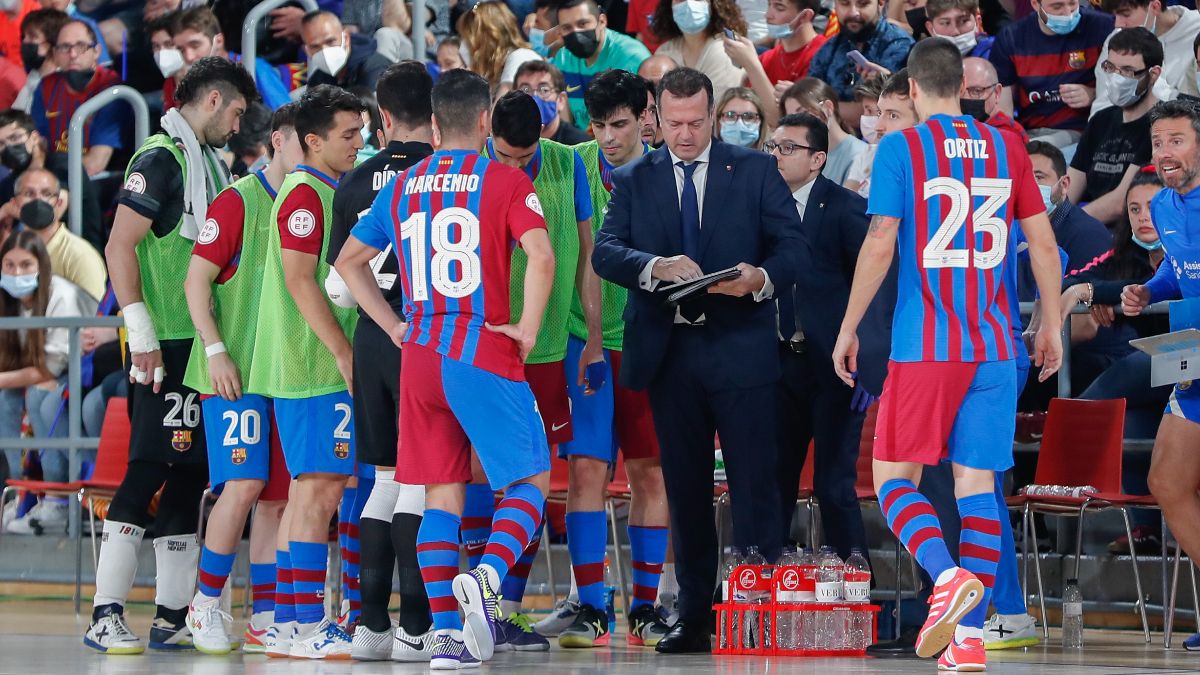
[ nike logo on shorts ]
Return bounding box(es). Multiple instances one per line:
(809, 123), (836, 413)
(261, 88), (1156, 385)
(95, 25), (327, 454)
(551, 422), (568, 431)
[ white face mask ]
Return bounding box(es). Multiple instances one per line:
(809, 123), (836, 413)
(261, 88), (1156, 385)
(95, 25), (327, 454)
(1105, 70), (1142, 108)
(311, 37), (349, 76)
(949, 30), (977, 55)
(155, 48), (184, 79)
(859, 114), (880, 143)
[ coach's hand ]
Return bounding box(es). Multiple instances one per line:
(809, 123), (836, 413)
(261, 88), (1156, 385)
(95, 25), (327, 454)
(832, 330), (859, 388)
(651, 255), (703, 285)
(1033, 325), (1063, 383)
(129, 349), (164, 394)
(336, 350), (354, 397)
(486, 322), (537, 362)
(709, 263), (761, 297)
(1121, 283), (1152, 317)
(208, 352), (242, 402)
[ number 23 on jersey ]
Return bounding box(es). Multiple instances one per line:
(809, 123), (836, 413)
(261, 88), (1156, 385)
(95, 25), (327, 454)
(922, 176), (1012, 271)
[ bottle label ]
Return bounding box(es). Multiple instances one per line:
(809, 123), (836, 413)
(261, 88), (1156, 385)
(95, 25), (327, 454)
(844, 581), (871, 603)
(815, 581), (842, 603)
(1063, 601), (1083, 617)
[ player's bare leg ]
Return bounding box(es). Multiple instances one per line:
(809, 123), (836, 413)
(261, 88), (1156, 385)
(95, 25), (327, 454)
(1149, 415), (1200, 560)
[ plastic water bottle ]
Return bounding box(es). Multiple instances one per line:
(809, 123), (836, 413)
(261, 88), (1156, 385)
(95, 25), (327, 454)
(1062, 578), (1083, 649)
(604, 556), (617, 635)
(798, 548), (818, 602)
(815, 546), (844, 603)
(722, 547), (745, 602)
(776, 547), (800, 649)
(843, 548), (871, 604)
(742, 546), (768, 647)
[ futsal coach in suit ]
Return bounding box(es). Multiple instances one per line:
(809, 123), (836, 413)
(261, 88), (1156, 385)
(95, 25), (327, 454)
(592, 67), (806, 654)
(770, 113), (896, 560)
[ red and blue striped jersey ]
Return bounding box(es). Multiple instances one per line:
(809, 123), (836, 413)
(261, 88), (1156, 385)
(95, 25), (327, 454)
(351, 149), (547, 381)
(868, 114), (1043, 363)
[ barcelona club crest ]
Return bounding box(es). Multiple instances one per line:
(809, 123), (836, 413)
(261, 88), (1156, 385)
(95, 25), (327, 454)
(1068, 51), (1086, 70)
(231, 447), (247, 465)
(334, 441), (350, 460)
(172, 430), (193, 452)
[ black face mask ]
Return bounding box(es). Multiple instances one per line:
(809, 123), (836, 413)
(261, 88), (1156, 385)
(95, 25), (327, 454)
(904, 7), (929, 40)
(63, 69), (94, 91)
(960, 98), (989, 122)
(0, 142), (31, 172)
(19, 43), (43, 73)
(563, 29), (600, 59)
(19, 199), (56, 231)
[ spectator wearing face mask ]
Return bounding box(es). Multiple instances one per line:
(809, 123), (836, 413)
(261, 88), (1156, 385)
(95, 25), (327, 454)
(515, 60), (591, 144)
(924, 0), (993, 59)
(552, 0), (650, 129)
(0, 0), (39, 71)
(961, 56), (1028, 143)
(989, 0), (1113, 147)
(713, 86), (766, 150)
(0, 230), (99, 527)
(0, 167), (105, 302)
(30, 19), (125, 176)
(807, 0), (914, 125)
(1094, 0), (1200, 117)
(161, 7), (293, 111)
(13, 9), (69, 114)
(1069, 27), (1160, 226)
(652, 0), (748, 110)
(0, 109), (103, 249)
(843, 77), (884, 197)
(301, 10), (391, 92)
(758, 0), (828, 87)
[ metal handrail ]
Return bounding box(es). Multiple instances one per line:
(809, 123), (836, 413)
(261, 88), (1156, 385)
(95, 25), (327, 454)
(412, 0), (428, 64)
(67, 86), (149, 237)
(241, 0), (320, 84)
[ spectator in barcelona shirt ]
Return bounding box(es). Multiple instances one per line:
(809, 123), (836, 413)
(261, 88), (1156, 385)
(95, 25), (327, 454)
(30, 19), (125, 176)
(1069, 27), (1159, 226)
(1092, 0), (1200, 117)
(989, 0), (1113, 147)
(806, 0), (913, 127)
(552, 0), (651, 129)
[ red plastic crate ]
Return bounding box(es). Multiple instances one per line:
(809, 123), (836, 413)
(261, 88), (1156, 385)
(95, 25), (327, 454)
(714, 565), (880, 657)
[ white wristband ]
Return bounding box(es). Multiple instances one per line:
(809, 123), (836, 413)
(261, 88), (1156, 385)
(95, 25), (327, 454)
(122, 302), (160, 354)
(205, 342), (227, 358)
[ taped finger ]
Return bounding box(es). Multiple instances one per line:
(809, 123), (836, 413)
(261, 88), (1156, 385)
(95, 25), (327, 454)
(153, 366), (165, 384)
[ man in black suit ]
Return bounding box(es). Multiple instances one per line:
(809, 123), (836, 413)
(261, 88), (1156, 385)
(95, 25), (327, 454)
(592, 68), (805, 654)
(770, 113), (895, 559)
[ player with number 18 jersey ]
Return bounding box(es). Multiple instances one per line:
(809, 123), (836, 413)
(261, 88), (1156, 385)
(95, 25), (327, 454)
(868, 114), (1042, 471)
(351, 149), (551, 488)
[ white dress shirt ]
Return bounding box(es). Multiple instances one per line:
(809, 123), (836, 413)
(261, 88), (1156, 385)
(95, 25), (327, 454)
(637, 142), (773, 306)
(792, 178), (816, 219)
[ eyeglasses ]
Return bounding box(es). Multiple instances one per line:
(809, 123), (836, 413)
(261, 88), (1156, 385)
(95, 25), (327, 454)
(1101, 60), (1150, 80)
(53, 41), (96, 55)
(963, 82), (998, 99)
(518, 84), (558, 99)
(18, 189), (57, 201)
(764, 141), (817, 156)
(720, 110), (761, 123)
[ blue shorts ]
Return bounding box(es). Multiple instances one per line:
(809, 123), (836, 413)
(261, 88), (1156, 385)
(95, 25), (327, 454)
(274, 391), (355, 477)
(203, 394), (271, 488)
(875, 359), (1017, 471)
(1166, 381), (1200, 423)
(397, 344), (549, 490)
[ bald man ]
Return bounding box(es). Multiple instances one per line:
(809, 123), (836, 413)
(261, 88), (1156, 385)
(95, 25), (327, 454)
(637, 54), (678, 88)
(300, 10), (390, 91)
(962, 56), (1028, 143)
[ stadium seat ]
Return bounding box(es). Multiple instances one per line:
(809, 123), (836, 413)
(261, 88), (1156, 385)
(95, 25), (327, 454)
(1014, 397), (1152, 642)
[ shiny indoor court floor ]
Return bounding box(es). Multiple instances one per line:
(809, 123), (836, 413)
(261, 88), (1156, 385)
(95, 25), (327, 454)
(2, 600), (1199, 674)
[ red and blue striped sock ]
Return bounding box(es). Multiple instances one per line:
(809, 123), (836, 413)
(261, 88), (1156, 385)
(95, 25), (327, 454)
(628, 525), (668, 611)
(289, 541), (328, 626)
(274, 549), (295, 624)
(341, 482), (368, 625)
(417, 508), (463, 631)
(250, 562), (276, 615)
(566, 511), (607, 610)
(958, 492), (1002, 629)
(461, 483), (495, 569)
(197, 547), (235, 599)
(500, 522), (542, 607)
(878, 478), (955, 581)
(481, 482), (544, 586)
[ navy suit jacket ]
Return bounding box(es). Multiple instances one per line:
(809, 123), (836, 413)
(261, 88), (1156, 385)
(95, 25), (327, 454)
(781, 175), (896, 395)
(592, 140), (807, 391)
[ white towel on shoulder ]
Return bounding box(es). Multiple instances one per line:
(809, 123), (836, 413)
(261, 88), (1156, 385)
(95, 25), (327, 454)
(159, 107), (231, 240)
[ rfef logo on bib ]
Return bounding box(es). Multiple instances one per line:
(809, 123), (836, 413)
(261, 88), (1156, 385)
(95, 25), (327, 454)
(197, 218), (219, 245)
(525, 193), (544, 216)
(289, 209), (316, 237)
(124, 172), (146, 194)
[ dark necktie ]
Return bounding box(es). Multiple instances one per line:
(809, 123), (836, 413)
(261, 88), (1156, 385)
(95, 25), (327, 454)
(677, 160), (700, 261)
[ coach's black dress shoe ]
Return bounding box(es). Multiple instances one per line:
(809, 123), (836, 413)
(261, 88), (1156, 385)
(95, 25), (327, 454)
(865, 626), (919, 657)
(655, 621), (712, 654)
